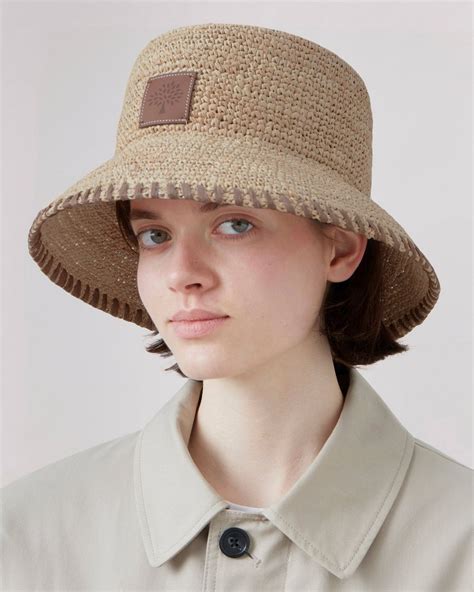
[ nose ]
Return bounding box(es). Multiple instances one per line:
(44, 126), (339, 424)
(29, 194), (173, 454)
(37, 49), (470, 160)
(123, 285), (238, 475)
(164, 236), (217, 294)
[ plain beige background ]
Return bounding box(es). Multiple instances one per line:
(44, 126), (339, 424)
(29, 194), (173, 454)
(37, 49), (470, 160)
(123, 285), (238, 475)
(1, 1), (472, 488)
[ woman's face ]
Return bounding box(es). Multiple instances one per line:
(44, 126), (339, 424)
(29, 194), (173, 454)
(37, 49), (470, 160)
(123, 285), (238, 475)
(129, 198), (338, 380)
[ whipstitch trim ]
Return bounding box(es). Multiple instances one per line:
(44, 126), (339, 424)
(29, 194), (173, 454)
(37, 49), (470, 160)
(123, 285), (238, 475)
(27, 181), (440, 338)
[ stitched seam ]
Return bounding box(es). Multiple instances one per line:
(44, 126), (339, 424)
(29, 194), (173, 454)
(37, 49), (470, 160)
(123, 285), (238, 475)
(414, 439), (471, 471)
(283, 534), (293, 590)
(202, 521), (215, 592)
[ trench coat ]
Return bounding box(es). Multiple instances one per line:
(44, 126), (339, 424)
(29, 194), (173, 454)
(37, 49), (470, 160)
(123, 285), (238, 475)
(1, 368), (472, 591)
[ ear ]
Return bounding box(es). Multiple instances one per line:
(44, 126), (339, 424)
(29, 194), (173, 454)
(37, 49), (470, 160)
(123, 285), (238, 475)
(326, 227), (368, 284)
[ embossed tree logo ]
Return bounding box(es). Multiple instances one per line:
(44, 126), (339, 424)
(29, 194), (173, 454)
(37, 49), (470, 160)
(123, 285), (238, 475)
(146, 80), (184, 114)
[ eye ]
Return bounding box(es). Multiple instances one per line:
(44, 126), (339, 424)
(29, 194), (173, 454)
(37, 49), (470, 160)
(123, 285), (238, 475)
(217, 218), (255, 239)
(134, 217), (256, 250)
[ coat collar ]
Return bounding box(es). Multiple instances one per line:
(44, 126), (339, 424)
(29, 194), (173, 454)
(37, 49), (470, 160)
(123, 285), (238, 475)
(133, 368), (414, 579)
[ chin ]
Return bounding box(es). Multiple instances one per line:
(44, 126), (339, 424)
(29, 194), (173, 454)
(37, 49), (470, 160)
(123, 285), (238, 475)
(176, 359), (232, 381)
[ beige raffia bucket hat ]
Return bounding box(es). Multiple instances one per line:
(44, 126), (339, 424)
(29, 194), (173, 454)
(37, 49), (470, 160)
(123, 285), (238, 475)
(27, 22), (440, 338)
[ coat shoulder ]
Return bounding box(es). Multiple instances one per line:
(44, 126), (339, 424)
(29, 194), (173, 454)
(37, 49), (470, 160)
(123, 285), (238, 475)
(1, 429), (140, 519)
(412, 436), (472, 480)
(1, 431), (142, 589)
(403, 436), (472, 517)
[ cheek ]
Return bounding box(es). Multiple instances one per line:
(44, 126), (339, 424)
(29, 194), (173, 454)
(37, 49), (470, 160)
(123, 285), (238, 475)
(233, 242), (327, 332)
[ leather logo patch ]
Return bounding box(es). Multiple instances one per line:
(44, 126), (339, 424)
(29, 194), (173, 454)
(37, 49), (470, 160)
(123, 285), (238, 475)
(139, 71), (197, 127)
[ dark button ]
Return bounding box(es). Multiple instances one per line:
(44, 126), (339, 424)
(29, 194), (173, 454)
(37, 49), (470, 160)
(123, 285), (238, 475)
(219, 527), (250, 558)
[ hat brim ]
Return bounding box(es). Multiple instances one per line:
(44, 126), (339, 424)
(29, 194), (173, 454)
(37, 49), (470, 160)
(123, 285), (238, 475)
(28, 131), (440, 338)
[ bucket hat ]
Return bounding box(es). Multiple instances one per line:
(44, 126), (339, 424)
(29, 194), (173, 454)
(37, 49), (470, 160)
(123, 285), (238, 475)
(27, 22), (440, 338)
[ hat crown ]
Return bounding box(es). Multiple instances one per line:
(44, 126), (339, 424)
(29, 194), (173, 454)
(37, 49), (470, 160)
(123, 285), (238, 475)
(115, 23), (373, 196)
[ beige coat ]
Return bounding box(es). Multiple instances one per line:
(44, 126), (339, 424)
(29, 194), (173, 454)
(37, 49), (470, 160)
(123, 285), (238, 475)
(2, 368), (472, 591)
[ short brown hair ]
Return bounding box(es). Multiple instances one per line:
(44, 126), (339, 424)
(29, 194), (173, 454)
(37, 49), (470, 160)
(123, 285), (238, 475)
(115, 200), (408, 394)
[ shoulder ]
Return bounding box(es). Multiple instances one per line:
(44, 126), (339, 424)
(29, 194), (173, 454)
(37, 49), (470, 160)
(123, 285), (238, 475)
(1, 431), (141, 587)
(411, 436), (472, 490)
(1, 429), (140, 524)
(394, 435), (472, 530)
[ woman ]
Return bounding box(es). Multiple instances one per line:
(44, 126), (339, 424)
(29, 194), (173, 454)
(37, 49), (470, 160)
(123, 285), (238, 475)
(2, 22), (472, 591)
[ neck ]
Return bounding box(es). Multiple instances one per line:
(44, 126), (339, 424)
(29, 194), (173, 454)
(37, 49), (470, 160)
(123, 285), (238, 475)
(187, 336), (347, 508)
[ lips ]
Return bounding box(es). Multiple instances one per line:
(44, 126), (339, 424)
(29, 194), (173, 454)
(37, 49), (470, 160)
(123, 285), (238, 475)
(170, 309), (228, 322)
(172, 316), (227, 322)
(170, 316), (229, 338)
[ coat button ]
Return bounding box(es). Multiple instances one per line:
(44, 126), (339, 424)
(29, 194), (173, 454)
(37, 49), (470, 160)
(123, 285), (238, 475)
(219, 527), (250, 558)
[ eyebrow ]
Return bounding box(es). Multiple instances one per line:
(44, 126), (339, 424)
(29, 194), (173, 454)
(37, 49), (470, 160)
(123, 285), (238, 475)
(128, 202), (234, 222)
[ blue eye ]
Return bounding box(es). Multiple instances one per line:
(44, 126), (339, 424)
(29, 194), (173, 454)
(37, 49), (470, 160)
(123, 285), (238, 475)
(218, 219), (254, 238)
(135, 218), (255, 251)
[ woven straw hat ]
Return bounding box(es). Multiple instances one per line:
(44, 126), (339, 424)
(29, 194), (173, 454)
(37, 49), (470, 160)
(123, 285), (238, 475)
(27, 22), (440, 339)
